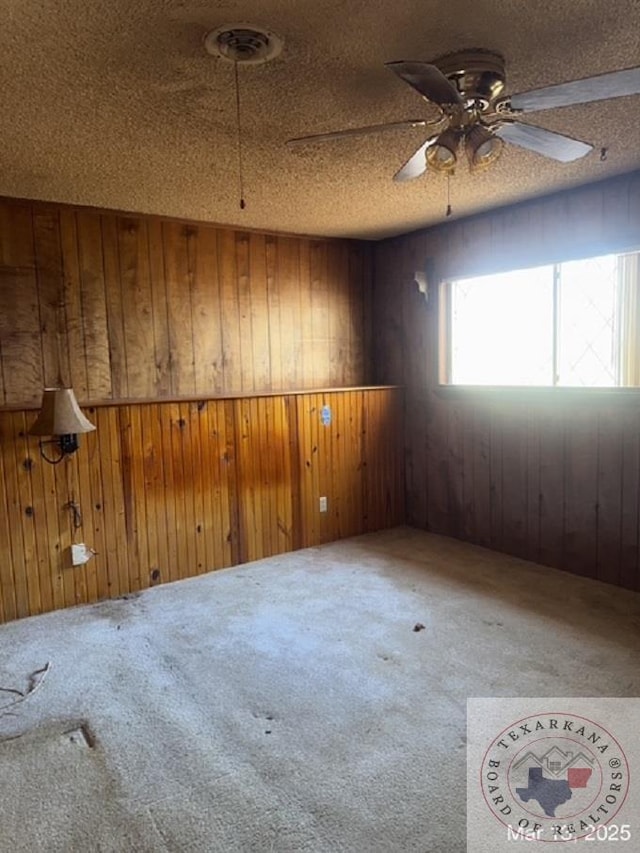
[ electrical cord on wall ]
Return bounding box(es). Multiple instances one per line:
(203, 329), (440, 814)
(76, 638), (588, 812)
(64, 500), (83, 530)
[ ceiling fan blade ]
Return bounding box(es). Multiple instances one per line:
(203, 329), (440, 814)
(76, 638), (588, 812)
(393, 137), (436, 182)
(385, 61), (463, 106)
(510, 66), (640, 113)
(494, 122), (593, 162)
(287, 119), (429, 147)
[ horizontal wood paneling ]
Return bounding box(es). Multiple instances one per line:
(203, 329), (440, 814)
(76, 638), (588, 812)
(373, 171), (640, 591)
(0, 197), (372, 408)
(0, 388), (404, 623)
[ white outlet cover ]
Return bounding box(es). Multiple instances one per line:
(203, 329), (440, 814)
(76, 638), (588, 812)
(71, 544), (92, 566)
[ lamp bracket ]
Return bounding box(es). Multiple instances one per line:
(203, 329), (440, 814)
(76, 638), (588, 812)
(38, 434), (79, 465)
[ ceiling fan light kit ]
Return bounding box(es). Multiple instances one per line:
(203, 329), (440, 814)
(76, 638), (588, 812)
(287, 47), (640, 186)
(466, 124), (504, 171)
(426, 128), (460, 173)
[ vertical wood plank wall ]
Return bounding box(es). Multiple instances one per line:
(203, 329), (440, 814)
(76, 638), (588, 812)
(0, 197), (371, 406)
(0, 389), (404, 623)
(0, 195), (408, 623)
(373, 171), (640, 592)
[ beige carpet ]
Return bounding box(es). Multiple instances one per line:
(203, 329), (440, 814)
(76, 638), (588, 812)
(0, 527), (638, 852)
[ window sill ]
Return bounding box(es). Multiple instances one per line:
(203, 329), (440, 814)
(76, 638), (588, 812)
(434, 384), (640, 406)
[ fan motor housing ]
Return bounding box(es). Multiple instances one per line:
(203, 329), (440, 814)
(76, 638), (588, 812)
(433, 49), (506, 109)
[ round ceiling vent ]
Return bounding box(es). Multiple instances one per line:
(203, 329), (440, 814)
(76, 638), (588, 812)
(204, 25), (284, 65)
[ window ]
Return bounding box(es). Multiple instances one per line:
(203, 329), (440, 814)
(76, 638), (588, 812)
(443, 251), (640, 387)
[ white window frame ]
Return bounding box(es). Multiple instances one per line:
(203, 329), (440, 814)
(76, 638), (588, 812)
(439, 251), (640, 389)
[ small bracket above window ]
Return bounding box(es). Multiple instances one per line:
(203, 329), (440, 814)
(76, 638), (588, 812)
(413, 270), (429, 303)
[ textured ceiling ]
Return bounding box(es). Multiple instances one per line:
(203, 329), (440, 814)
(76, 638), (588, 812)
(1, 0), (640, 239)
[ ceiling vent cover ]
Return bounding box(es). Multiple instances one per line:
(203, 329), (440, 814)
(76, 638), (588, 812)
(204, 25), (283, 65)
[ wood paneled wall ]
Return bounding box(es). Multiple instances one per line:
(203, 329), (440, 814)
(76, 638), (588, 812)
(373, 171), (640, 591)
(0, 194), (398, 622)
(0, 197), (372, 407)
(0, 388), (404, 623)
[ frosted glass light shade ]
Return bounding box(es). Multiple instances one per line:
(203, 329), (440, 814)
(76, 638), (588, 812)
(426, 129), (459, 173)
(29, 388), (96, 437)
(466, 125), (503, 171)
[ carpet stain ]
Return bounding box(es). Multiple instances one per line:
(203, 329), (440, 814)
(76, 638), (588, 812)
(86, 594), (144, 625)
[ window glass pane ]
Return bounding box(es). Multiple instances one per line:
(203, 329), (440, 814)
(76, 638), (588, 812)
(556, 255), (618, 387)
(450, 266), (554, 385)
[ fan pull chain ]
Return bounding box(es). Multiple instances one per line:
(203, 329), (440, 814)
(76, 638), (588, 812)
(446, 172), (452, 217)
(233, 60), (246, 210)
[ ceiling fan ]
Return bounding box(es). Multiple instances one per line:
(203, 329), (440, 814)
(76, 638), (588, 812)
(287, 50), (640, 181)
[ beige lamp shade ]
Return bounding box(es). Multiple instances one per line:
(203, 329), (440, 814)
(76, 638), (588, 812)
(29, 388), (96, 437)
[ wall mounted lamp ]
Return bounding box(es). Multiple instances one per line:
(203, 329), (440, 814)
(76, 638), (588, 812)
(29, 388), (96, 464)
